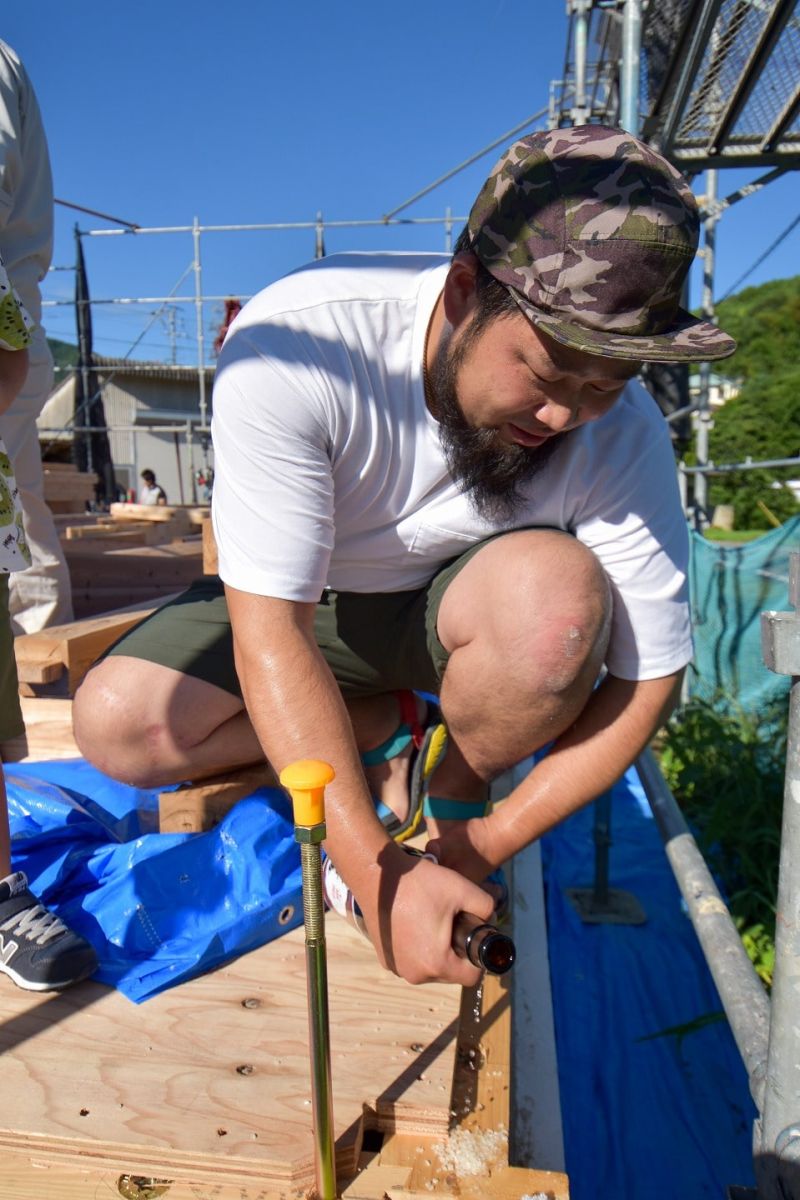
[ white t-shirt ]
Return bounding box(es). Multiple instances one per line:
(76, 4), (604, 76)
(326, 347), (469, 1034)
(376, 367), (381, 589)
(139, 483), (166, 506)
(211, 253), (692, 682)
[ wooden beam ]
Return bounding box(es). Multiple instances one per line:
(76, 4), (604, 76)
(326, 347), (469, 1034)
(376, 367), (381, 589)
(158, 764), (278, 833)
(0, 697), (79, 762)
(109, 502), (209, 530)
(14, 602), (174, 695)
(64, 522), (173, 548)
(201, 516), (218, 576)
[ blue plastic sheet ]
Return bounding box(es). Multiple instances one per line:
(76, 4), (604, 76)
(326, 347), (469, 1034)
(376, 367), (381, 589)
(542, 764), (757, 1199)
(4, 760), (302, 1003)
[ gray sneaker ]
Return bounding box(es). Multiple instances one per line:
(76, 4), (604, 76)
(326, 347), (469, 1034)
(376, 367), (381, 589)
(0, 871), (98, 992)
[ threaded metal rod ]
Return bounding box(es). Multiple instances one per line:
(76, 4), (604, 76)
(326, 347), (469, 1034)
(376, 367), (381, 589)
(299, 840), (336, 1199)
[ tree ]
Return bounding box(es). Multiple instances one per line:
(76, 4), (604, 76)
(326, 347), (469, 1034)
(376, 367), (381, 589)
(715, 276), (800, 384)
(708, 366), (800, 528)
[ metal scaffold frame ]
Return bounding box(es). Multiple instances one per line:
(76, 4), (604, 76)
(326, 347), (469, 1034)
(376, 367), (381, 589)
(557, 6), (800, 1196)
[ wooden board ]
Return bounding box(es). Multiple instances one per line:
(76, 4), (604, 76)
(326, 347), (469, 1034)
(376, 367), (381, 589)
(43, 464), (97, 508)
(109, 502), (209, 530)
(0, 915), (463, 1193)
(0, 697), (79, 761)
(64, 521), (174, 548)
(0, 944), (567, 1200)
(158, 764), (279, 833)
(64, 543), (201, 619)
(202, 515), (218, 575)
(14, 604), (169, 695)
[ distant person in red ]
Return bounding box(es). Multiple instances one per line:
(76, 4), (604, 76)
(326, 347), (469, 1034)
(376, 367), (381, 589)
(139, 469), (167, 506)
(214, 298), (242, 356)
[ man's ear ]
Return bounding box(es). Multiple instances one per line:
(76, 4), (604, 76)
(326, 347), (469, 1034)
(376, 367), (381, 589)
(442, 253), (479, 329)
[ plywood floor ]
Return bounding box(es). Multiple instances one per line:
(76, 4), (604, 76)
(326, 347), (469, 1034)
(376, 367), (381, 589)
(2, 697), (458, 1188)
(1, 695), (568, 1199)
(0, 912), (462, 1194)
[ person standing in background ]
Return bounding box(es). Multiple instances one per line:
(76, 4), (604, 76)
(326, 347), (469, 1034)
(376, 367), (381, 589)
(0, 39), (73, 634)
(138, 468), (167, 506)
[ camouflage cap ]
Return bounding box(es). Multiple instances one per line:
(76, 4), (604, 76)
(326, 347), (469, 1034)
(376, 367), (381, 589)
(467, 125), (736, 363)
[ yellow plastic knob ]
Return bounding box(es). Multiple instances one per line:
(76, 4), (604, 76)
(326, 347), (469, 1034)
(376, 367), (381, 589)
(279, 759), (335, 827)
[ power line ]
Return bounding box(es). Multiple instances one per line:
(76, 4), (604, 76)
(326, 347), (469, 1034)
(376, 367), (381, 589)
(719, 208), (800, 301)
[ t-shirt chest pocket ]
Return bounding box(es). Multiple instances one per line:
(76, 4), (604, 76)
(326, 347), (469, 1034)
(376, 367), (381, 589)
(408, 520), (485, 559)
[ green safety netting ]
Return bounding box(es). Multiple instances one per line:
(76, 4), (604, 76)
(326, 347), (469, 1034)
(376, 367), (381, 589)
(688, 517), (800, 712)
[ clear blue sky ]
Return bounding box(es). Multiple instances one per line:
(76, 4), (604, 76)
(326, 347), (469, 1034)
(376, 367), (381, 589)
(4, 3), (800, 365)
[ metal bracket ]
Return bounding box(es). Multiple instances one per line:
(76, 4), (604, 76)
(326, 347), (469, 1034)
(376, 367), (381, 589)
(565, 886), (647, 925)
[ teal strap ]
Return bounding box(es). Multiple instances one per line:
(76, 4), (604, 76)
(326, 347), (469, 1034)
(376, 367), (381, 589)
(422, 795), (488, 820)
(361, 724), (412, 767)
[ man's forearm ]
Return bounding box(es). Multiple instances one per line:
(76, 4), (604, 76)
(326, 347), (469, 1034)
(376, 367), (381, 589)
(484, 670), (683, 864)
(226, 587), (393, 897)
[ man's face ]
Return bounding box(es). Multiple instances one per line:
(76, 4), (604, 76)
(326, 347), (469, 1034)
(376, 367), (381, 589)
(429, 306), (641, 519)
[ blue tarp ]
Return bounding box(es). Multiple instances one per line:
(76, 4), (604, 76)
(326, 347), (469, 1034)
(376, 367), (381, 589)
(5, 757), (757, 1196)
(542, 766), (757, 1199)
(4, 759), (302, 1002)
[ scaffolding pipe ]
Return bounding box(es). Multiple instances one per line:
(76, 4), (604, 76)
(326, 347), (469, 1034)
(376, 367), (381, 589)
(682, 456), (800, 475)
(695, 169), (717, 520)
(192, 216), (207, 488)
(620, 0), (643, 134)
(757, 554), (800, 1197)
(571, 1), (590, 124)
(84, 215), (470, 237)
(636, 749), (769, 1113)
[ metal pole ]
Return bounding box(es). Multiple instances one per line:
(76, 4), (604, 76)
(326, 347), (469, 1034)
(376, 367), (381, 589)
(280, 760), (338, 1200)
(192, 216), (206, 425)
(757, 555), (800, 1197)
(620, 0), (643, 134)
(637, 749), (769, 1112)
(75, 227), (94, 476)
(695, 168), (717, 523)
(192, 216), (207, 491)
(571, 0), (591, 125)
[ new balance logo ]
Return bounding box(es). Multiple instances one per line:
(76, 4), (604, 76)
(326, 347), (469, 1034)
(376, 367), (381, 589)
(0, 935), (18, 964)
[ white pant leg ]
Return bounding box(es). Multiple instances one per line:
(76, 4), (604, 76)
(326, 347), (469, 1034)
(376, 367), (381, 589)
(0, 346), (74, 633)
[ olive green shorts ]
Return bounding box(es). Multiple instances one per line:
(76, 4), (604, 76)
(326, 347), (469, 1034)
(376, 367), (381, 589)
(104, 537), (504, 699)
(0, 574), (24, 741)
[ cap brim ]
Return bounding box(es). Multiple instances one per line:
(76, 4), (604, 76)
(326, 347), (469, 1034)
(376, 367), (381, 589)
(513, 296), (737, 364)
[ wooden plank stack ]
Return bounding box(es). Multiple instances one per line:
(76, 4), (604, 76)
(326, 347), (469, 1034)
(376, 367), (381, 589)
(52, 502), (210, 618)
(42, 462), (97, 514)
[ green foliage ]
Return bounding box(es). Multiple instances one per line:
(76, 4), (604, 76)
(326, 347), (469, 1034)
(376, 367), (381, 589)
(703, 528), (766, 543)
(701, 281), (800, 529)
(714, 276), (800, 384)
(47, 337), (78, 372)
(658, 696), (786, 988)
(708, 470), (800, 531)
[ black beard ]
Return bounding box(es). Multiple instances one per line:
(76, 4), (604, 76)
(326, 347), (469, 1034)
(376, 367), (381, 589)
(429, 325), (564, 522)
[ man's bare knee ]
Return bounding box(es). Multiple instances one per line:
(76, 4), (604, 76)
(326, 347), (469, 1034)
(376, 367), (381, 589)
(73, 658), (166, 784)
(441, 530), (610, 677)
(437, 530), (611, 770)
(73, 656), (245, 788)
